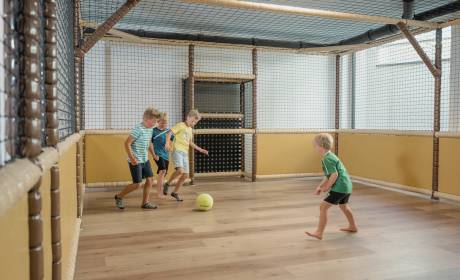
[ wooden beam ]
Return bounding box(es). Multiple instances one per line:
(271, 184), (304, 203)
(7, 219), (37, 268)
(76, 0), (141, 57)
(440, 18), (460, 28)
(184, 0), (439, 29)
(397, 22), (440, 77)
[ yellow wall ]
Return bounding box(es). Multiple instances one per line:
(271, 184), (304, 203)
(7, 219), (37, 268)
(339, 134), (432, 189)
(439, 137), (460, 196)
(41, 170), (52, 280)
(0, 195), (30, 280)
(59, 143), (78, 279)
(257, 134), (322, 175)
(85, 134), (175, 184)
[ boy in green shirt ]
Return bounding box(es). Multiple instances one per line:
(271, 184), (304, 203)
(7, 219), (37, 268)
(305, 133), (358, 240)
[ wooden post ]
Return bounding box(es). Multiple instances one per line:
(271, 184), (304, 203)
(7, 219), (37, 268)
(252, 48), (257, 182)
(22, 0), (43, 158)
(397, 22), (440, 77)
(51, 166), (62, 280)
(75, 0), (141, 57)
(28, 180), (44, 280)
(240, 83), (245, 177)
(189, 44), (195, 185)
(335, 55), (340, 155)
(432, 28), (442, 200)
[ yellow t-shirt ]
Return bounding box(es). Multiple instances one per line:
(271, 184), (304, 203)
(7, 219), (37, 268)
(171, 122), (192, 153)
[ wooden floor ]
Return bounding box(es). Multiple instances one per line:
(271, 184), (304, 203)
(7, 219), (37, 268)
(75, 178), (460, 280)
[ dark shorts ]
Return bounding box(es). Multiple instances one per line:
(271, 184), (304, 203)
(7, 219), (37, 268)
(128, 161), (154, 184)
(154, 157), (169, 174)
(324, 191), (351, 205)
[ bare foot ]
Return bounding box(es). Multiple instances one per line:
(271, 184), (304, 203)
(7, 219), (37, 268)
(305, 231), (323, 240)
(340, 227), (358, 233)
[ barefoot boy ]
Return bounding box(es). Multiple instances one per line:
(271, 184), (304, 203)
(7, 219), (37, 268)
(114, 107), (160, 210)
(150, 112), (174, 199)
(164, 110), (208, 201)
(305, 133), (358, 240)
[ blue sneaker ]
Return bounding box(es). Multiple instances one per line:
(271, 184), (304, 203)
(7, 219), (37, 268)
(114, 195), (124, 209)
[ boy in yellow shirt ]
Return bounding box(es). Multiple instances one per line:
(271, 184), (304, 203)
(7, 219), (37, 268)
(164, 110), (208, 201)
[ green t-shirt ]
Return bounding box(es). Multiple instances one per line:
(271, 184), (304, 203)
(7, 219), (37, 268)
(321, 151), (352, 194)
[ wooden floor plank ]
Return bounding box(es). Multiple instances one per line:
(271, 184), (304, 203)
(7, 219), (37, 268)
(75, 178), (460, 280)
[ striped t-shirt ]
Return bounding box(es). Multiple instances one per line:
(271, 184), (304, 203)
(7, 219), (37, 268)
(129, 123), (153, 164)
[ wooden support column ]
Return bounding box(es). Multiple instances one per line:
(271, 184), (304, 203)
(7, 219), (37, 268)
(335, 55), (340, 155)
(188, 44), (195, 185)
(51, 166), (62, 279)
(28, 179), (44, 280)
(45, 0), (59, 146)
(75, 0), (141, 57)
(432, 29), (442, 200)
(397, 22), (440, 77)
(252, 48), (258, 182)
(22, 0), (43, 157)
(240, 83), (245, 177)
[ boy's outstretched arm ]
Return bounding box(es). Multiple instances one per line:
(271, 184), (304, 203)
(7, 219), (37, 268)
(315, 177), (328, 195)
(125, 136), (138, 165)
(149, 143), (158, 161)
(320, 172), (338, 192)
(190, 141), (208, 155)
(165, 131), (174, 151)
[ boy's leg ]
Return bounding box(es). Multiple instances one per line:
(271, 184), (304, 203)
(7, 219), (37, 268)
(305, 201), (332, 240)
(156, 170), (166, 197)
(164, 168), (183, 195)
(339, 203), (358, 232)
(142, 177), (154, 205)
(140, 161), (157, 209)
(173, 173), (188, 193)
(115, 162), (143, 209)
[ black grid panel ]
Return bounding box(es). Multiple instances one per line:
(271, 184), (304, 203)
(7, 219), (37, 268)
(1, 0), (21, 166)
(39, 0), (46, 145)
(194, 134), (242, 173)
(194, 82), (241, 113)
(196, 119), (242, 129)
(56, 0), (75, 139)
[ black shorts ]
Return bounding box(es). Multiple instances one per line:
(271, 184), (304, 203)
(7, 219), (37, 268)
(128, 161), (154, 184)
(324, 191), (351, 205)
(154, 157), (169, 174)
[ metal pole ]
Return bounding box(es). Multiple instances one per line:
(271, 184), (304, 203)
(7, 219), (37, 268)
(252, 48), (258, 182)
(335, 55), (340, 155)
(189, 45), (195, 185)
(432, 28), (442, 200)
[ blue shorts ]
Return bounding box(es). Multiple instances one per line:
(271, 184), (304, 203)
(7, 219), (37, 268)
(128, 161), (154, 184)
(172, 151), (189, 174)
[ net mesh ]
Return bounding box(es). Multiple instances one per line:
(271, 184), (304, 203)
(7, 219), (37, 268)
(1, 0), (20, 166)
(80, 0), (460, 47)
(442, 25), (460, 132)
(349, 28), (451, 131)
(56, 0), (76, 139)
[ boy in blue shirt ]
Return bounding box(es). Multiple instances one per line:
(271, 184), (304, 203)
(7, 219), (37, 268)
(150, 112), (174, 199)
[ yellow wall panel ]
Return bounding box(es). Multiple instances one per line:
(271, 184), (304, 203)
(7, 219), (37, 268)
(59, 143), (78, 279)
(0, 195), (29, 280)
(85, 134), (176, 184)
(257, 134), (322, 175)
(339, 134), (432, 189)
(439, 137), (460, 196)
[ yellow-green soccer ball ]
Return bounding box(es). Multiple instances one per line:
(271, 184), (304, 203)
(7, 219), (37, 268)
(195, 193), (213, 211)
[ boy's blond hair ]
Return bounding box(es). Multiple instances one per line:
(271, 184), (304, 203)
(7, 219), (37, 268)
(314, 133), (334, 150)
(158, 112), (168, 121)
(187, 109), (201, 120)
(143, 107), (160, 120)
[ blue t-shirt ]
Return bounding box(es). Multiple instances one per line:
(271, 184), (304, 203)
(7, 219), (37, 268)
(152, 127), (174, 160)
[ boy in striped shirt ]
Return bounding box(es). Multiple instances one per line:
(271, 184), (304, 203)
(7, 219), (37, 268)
(115, 107), (160, 210)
